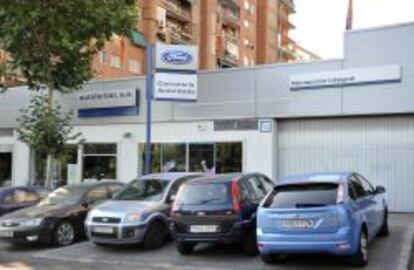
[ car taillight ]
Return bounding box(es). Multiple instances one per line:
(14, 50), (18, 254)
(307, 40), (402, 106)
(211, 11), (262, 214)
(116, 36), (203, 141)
(171, 187), (184, 217)
(231, 180), (241, 213)
(337, 182), (345, 204)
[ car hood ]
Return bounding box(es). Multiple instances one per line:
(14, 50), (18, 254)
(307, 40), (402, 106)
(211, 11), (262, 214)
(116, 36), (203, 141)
(0, 203), (72, 220)
(92, 200), (164, 217)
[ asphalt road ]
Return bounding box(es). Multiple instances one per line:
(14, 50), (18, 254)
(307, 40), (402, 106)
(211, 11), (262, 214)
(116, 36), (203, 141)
(0, 214), (413, 270)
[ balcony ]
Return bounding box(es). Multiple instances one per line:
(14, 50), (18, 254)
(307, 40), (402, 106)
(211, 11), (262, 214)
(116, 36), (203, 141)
(163, 0), (192, 22)
(279, 10), (296, 30)
(222, 8), (240, 28)
(279, 38), (297, 61)
(166, 22), (197, 44)
(224, 32), (238, 45)
(280, 0), (296, 14)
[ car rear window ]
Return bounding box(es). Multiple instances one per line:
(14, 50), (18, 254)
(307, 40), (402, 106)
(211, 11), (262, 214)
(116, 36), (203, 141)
(263, 183), (338, 209)
(178, 183), (231, 205)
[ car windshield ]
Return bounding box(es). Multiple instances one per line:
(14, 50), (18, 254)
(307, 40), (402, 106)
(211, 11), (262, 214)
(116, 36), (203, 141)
(113, 179), (169, 201)
(178, 183), (230, 205)
(38, 186), (86, 206)
(263, 183), (339, 209)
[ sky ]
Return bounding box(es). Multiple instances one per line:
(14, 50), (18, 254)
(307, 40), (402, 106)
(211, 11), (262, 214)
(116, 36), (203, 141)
(291, 0), (414, 59)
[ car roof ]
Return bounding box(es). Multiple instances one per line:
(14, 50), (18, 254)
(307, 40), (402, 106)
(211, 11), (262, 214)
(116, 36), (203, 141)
(139, 172), (202, 182)
(278, 172), (353, 185)
(187, 173), (251, 184)
(68, 181), (122, 189)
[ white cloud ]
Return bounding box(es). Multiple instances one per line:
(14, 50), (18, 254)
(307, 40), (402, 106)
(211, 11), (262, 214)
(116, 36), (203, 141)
(291, 0), (414, 59)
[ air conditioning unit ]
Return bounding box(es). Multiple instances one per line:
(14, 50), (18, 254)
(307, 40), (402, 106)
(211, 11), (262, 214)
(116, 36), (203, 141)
(157, 7), (167, 29)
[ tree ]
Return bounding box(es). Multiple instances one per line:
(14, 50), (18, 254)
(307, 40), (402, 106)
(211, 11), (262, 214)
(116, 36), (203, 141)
(0, 0), (138, 187)
(16, 95), (82, 187)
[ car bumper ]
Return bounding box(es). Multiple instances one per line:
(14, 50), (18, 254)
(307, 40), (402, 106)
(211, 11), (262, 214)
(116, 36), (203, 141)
(257, 226), (357, 256)
(0, 225), (52, 244)
(171, 221), (247, 244)
(85, 222), (148, 245)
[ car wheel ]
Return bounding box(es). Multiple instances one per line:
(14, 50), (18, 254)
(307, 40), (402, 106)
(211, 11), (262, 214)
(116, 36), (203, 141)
(143, 221), (166, 250)
(350, 229), (369, 267)
(176, 242), (196, 255)
(378, 209), (390, 236)
(54, 221), (75, 247)
(260, 254), (282, 265)
(243, 230), (258, 256)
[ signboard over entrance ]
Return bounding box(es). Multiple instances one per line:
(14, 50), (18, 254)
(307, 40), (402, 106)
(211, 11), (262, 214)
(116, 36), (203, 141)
(290, 64), (401, 90)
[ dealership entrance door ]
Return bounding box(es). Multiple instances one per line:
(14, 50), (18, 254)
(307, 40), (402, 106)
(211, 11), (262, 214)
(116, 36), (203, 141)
(277, 116), (414, 212)
(0, 153), (12, 187)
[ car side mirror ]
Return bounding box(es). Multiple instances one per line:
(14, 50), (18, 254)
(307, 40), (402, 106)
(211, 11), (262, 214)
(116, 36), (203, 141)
(375, 186), (386, 194)
(82, 198), (95, 208)
(167, 194), (177, 204)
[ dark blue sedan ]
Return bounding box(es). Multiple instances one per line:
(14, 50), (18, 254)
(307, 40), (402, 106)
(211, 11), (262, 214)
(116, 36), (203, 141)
(0, 186), (47, 216)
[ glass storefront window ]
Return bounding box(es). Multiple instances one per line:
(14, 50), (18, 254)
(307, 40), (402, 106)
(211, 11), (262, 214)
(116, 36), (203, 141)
(34, 145), (78, 187)
(140, 142), (242, 175)
(216, 142), (242, 173)
(189, 144), (215, 173)
(83, 144), (117, 182)
(161, 144), (186, 172)
(0, 153), (12, 187)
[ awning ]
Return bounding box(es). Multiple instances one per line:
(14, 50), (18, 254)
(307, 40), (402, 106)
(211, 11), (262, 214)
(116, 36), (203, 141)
(129, 30), (147, 48)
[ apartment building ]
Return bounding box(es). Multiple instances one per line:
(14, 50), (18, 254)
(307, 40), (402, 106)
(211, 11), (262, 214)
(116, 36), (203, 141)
(0, 0), (299, 82)
(94, 0), (298, 78)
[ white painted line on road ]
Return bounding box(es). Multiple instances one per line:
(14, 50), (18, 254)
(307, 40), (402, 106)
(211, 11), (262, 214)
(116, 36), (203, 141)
(397, 221), (414, 270)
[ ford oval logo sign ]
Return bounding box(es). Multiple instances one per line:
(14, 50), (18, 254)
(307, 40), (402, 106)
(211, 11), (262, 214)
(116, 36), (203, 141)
(161, 50), (193, 65)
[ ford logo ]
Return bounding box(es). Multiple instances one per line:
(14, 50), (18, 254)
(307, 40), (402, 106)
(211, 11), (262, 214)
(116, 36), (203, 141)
(161, 50), (193, 65)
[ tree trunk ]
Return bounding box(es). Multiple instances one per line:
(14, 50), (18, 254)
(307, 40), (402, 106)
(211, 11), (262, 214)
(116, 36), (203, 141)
(45, 154), (54, 188)
(45, 87), (54, 188)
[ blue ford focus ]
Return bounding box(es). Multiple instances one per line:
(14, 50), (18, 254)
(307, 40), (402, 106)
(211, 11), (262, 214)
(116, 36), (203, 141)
(257, 172), (389, 267)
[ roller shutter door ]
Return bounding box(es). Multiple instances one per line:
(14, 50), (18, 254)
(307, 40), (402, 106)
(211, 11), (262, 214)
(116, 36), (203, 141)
(278, 116), (414, 212)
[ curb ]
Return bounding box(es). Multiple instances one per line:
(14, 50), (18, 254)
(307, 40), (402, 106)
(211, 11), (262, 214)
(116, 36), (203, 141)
(398, 222), (414, 270)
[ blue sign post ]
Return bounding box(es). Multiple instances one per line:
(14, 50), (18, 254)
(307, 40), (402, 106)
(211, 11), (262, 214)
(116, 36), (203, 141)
(144, 44), (154, 175)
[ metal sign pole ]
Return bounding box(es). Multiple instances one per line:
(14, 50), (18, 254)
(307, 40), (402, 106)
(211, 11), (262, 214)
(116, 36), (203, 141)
(145, 44), (154, 175)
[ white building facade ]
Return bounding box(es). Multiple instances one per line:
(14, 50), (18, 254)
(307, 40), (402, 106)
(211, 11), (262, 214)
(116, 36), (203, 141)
(1, 23), (414, 212)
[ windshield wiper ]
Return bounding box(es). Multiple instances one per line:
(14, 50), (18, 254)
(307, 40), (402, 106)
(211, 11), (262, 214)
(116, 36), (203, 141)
(199, 198), (222, 205)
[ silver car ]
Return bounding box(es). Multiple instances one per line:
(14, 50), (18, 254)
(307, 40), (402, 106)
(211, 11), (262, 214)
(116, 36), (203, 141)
(85, 173), (201, 248)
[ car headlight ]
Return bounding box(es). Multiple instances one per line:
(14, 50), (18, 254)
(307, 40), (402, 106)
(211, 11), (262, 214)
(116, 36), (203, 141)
(20, 218), (43, 227)
(125, 212), (141, 223)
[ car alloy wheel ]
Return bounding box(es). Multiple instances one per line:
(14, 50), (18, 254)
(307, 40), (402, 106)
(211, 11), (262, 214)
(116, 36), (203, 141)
(350, 229), (368, 267)
(55, 221), (75, 247)
(360, 231), (368, 263)
(143, 221), (165, 250)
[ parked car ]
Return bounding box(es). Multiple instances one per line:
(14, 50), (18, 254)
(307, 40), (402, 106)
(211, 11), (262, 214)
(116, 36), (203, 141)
(170, 173), (275, 255)
(257, 172), (389, 267)
(0, 186), (47, 216)
(85, 173), (201, 249)
(0, 181), (124, 246)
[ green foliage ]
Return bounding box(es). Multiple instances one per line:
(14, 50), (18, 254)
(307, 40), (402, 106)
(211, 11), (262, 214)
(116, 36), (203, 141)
(16, 94), (82, 158)
(0, 0), (137, 92)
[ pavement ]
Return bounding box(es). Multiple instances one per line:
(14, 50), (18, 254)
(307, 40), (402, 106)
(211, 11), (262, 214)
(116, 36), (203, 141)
(0, 214), (413, 270)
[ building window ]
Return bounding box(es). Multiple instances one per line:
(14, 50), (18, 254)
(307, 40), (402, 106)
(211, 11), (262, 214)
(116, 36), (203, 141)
(110, 54), (121, 69)
(250, 4), (256, 14)
(140, 142), (242, 175)
(0, 152), (12, 187)
(98, 51), (107, 64)
(244, 56), (249, 66)
(244, 0), (250, 10)
(34, 145), (78, 187)
(244, 20), (249, 28)
(129, 60), (142, 74)
(189, 144), (215, 173)
(83, 144), (117, 181)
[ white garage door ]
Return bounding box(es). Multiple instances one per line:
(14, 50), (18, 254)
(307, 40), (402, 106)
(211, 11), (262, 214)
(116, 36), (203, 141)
(278, 116), (414, 212)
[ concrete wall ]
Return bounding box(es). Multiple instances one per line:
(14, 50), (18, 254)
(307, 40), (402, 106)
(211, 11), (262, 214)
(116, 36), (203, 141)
(1, 23), (413, 128)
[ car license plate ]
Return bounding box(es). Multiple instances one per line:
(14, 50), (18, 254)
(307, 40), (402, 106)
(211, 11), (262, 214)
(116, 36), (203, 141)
(282, 219), (314, 229)
(0, 230), (14, 238)
(190, 225), (218, 233)
(92, 226), (114, 234)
